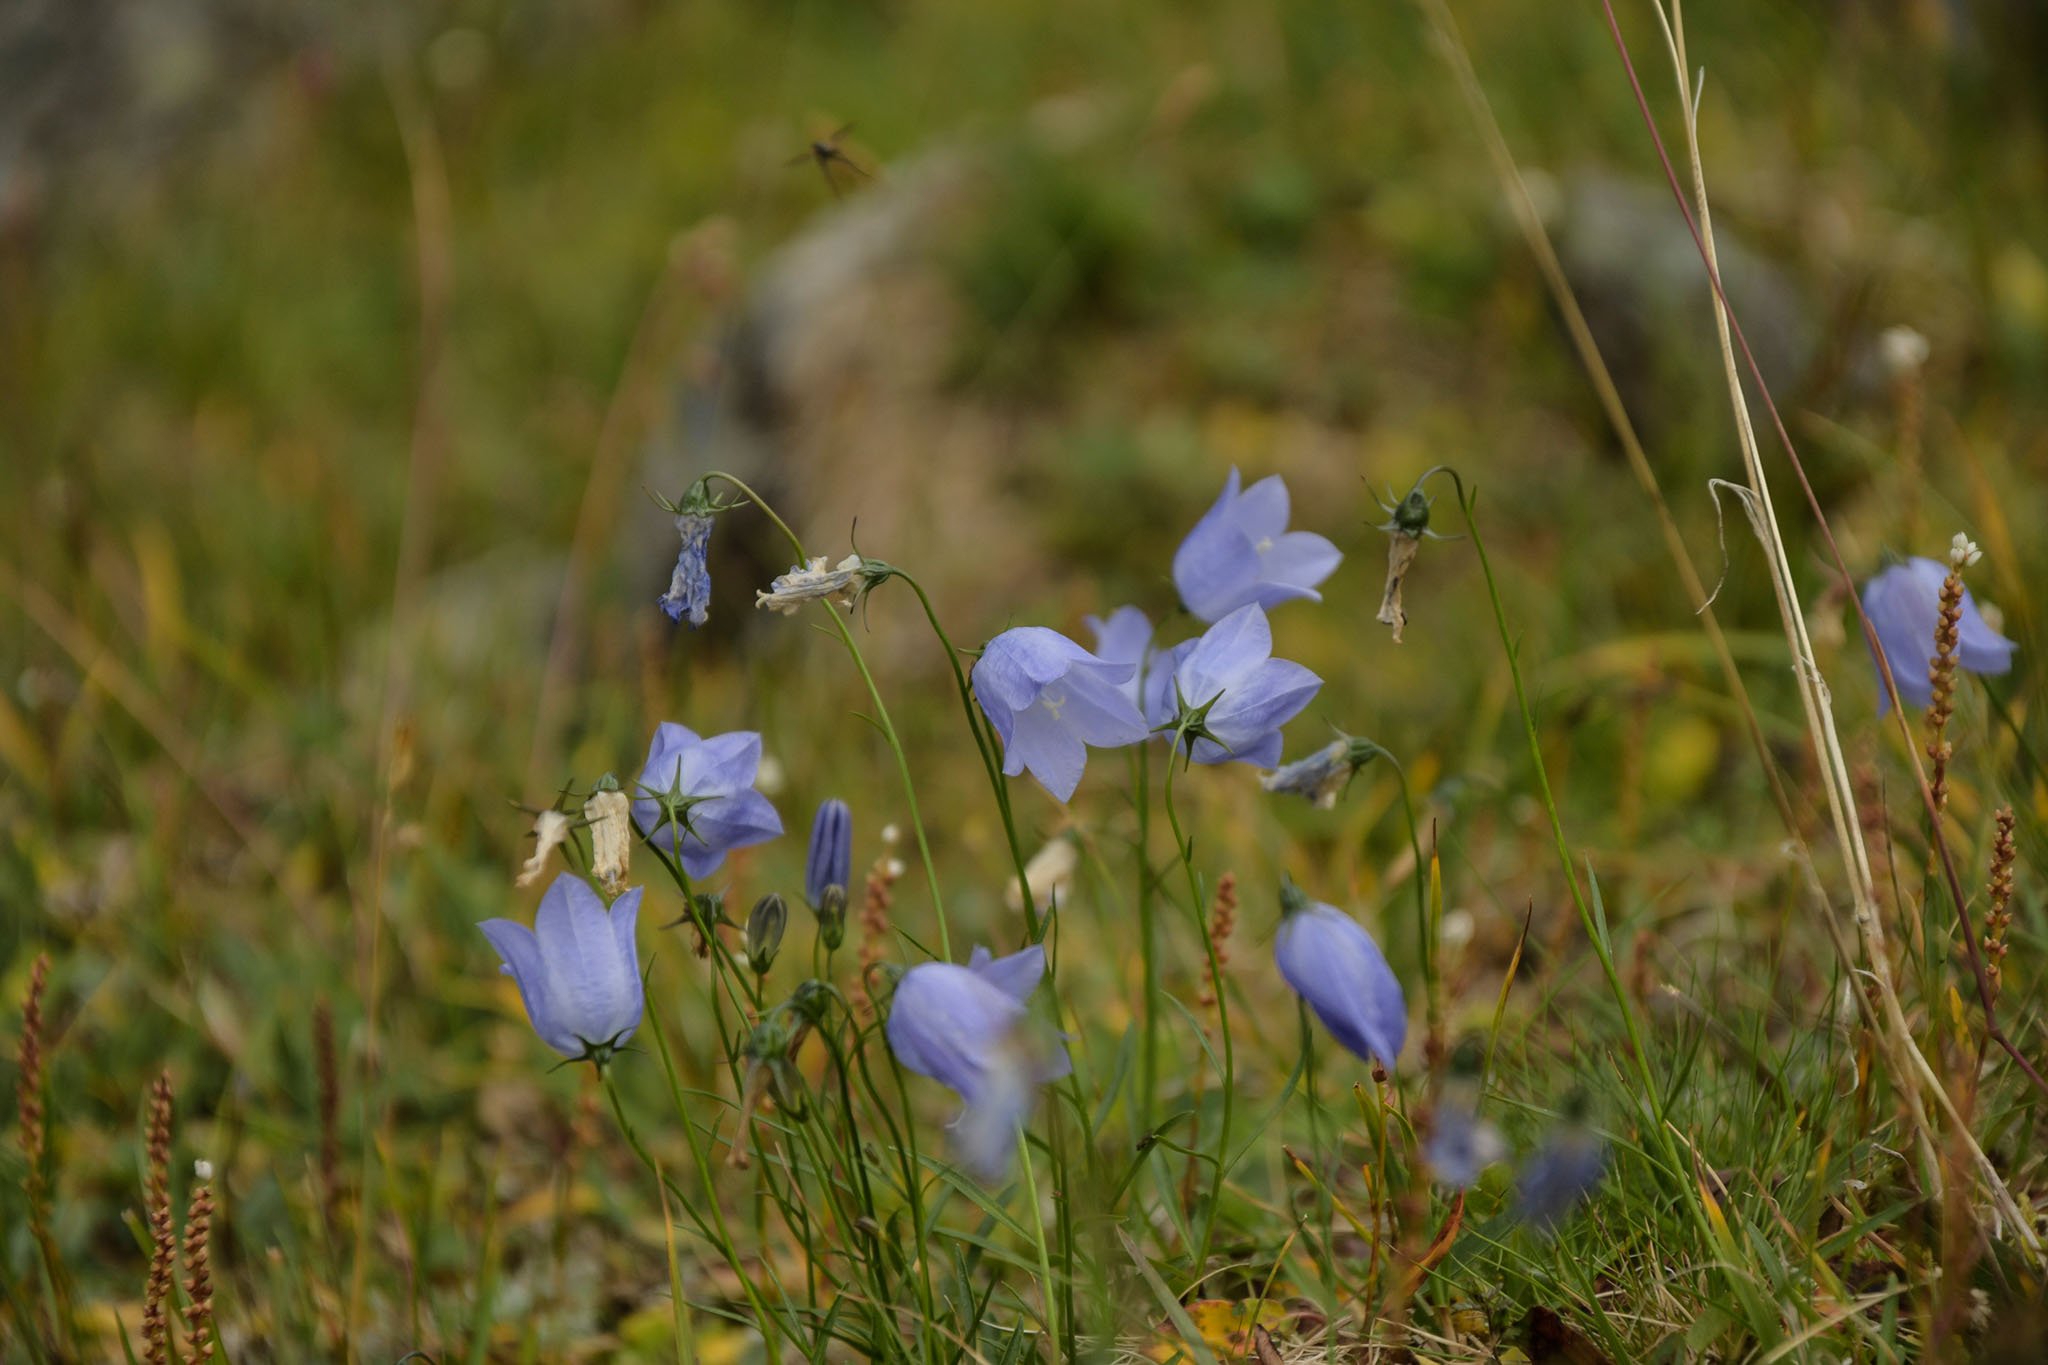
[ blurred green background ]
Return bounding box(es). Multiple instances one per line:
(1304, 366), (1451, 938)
(5, 0), (2048, 1356)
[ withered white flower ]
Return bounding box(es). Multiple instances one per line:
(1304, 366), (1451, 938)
(1259, 739), (1350, 810)
(756, 554), (864, 616)
(583, 789), (633, 897)
(515, 810), (575, 888)
(1005, 836), (1078, 913)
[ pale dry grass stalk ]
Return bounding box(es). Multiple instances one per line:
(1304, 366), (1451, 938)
(1642, 0), (2037, 1250)
(1410, 0), (1803, 849)
(142, 1071), (177, 1365)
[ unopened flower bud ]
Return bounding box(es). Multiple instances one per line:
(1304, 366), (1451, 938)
(745, 894), (787, 975)
(816, 883), (848, 951)
(790, 978), (833, 1026)
(805, 799), (853, 910)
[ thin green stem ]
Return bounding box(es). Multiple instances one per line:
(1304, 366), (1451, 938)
(1134, 744), (1159, 1133)
(1016, 1125), (1060, 1350)
(1161, 752), (1234, 1273)
(1453, 482), (1770, 1320)
(602, 1065), (784, 1360)
(705, 469), (952, 958)
(893, 569), (1037, 943)
(1381, 755), (1437, 1047)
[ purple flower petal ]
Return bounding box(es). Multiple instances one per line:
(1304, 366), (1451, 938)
(967, 944), (1047, 1002)
(534, 875), (641, 1048)
(630, 724), (782, 873)
(974, 626), (1148, 802)
(885, 963), (1024, 1097)
(886, 949), (1069, 1180)
(478, 917), (575, 1056)
(1274, 900), (1406, 1070)
(1172, 468), (1342, 622)
(805, 799), (853, 908)
(1085, 606), (1155, 710)
(1861, 556), (2017, 714)
(1164, 606), (1321, 768)
(1004, 700), (1090, 802)
(481, 875), (644, 1059)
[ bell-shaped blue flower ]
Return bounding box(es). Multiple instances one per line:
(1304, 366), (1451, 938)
(659, 513), (714, 627)
(1420, 1036), (1505, 1188)
(972, 628), (1150, 802)
(1083, 605), (1155, 712)
(1273, 884), (1406, 1071)
(805, 798), (853, 909)
(478, 874), (645, 1061)
(1515, 1095), (1607, 1234)
(631, 723), (783, 879)
(884, 944), (1072, 1178)
(1173, 467), (1342, 623)
(1423, 1100), (1508, 1189)
(1861, 556), (2016, 713)
(1161, 605), (1321, 768)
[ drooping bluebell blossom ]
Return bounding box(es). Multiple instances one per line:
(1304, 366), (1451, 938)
(1261, 734), (1387, 809)
(1515, 1095), (1607, 1234)
(1421, 1037), (1505, 1189)
(1861, 555), (2015, 713)
(744, 893), (787, 976)
(1161, 605), (1321, 768)
(659, 512), (714, 627)
(972, 628), (1150, 802)
(1083, 605), (1155, 712)
(631, 723), (783, 878)
(1422, 1100), (1508, 1190)
(478, 874), (645, 1062)
(884, 944), (1072, 1178)
(805, 798), (853, 909)
(1273, 882), (1406, 1071)
(1173, 467), (1342, 623)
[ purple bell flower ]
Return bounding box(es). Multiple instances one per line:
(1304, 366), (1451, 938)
(1515, 1097), (1607, 1234)
(805, 798), (853, 910)
(1422, 1098), (1507, 1189)
(1273, 885), (1406, 1071)
(631, 723), (783, 879)
(1083, 605), (1155, 712)
(478, 874), (645, 1061)
(1173, 467), (1342, 623)
(1161, 605), (1321, 768)
(972, 628), (1150, 802)
(659, 512), (714, 627)
(885, 944), (1073, 1178)
(1861, 556), (2016, 714)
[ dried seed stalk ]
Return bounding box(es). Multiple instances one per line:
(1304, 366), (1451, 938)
(142, 1071), (177, 1365)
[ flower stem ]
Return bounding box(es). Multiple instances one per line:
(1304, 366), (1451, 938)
(1133, 745), (1158, 1132)
(1161, 752), (1234, 1273)
(890, 569), (1037, 936)
(703, 470), (951, 959)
